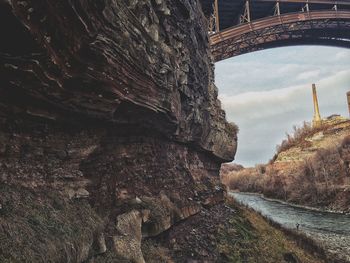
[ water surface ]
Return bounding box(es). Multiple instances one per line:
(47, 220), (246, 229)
(231, 192), (350, 261)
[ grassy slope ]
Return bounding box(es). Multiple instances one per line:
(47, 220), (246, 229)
(0, 184), (104, 263)
(217, 202), (321, 263)
(276, 120), (350, 162)
(143, 200), (322, 263)
(0, 182), (323, 263)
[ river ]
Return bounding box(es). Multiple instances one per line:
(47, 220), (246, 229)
(231, 192), (350, 262)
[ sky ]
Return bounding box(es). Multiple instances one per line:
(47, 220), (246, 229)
(215, 46), (350, 167)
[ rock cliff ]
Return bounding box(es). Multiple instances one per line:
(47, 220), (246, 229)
(0, 0), (237, 262)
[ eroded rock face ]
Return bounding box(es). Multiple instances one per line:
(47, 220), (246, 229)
(0, 0), (237, 261)
(0, 0), (236, 160)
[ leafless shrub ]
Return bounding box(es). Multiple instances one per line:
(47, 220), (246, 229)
(341, 135), (350, 148)
(229, 122), (239, 135)
(220, 163), (244, 186)
(275, 121), (330, 155)
(223, 139), (349, 207)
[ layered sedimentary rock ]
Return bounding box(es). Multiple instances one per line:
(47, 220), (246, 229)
(0, 0), (237, 261)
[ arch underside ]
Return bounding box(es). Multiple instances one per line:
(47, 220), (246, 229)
(211, 12), (350, 61)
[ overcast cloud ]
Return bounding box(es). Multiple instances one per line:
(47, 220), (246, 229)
(215, 46), (350, 167)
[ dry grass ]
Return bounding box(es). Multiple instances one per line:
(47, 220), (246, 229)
(216, 200), (323, 263)
(142, 239), (173, 263)
(141, 200), (322, 263)
(275, 121), (330, 158)
(223, 135), (350, 211)
(0, 184), (103, 263)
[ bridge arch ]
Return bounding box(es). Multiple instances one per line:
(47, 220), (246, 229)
(200, 1), (350, 62)
(210, 10), (350, 61)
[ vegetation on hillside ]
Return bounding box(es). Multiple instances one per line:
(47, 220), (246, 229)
(216, 202), (322, 263)
(0, 184), (104, 263)
(222, 121), (350, 212)
(272, 121), (330, 162)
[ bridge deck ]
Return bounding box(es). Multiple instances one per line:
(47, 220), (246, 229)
(200, 0), (350, 30)
(209, 9), (350, 61)
(211, 10), (350, 45)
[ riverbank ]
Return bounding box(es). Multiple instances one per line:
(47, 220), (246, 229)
(232, 192), (350, 263)
(255, 209), (349, 263)
(222, 119), (350, 213)
(142, 198), (324, 262)
(231, 191), (350, 214)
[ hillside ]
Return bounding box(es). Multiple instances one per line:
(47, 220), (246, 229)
(275, 117), (350, 162)
(222, 118), (350, 212)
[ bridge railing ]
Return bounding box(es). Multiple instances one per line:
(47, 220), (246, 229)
(207, 0), (350, 35)
(210, 10), (350, 46)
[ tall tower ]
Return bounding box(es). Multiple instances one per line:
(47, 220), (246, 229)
(347, 91), (350, 117)
(312, 84), (322, 127)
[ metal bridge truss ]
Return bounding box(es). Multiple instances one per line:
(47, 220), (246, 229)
(208, 1), (350, 61)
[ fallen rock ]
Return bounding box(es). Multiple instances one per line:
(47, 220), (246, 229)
(113, 210), (145, 263)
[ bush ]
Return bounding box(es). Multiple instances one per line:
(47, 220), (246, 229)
(275, 122), (329, 155)
(222, 139), (349, 209)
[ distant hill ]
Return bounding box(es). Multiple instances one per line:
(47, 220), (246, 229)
(221, 117), (350, 213)
(274, 116), (350, 163)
